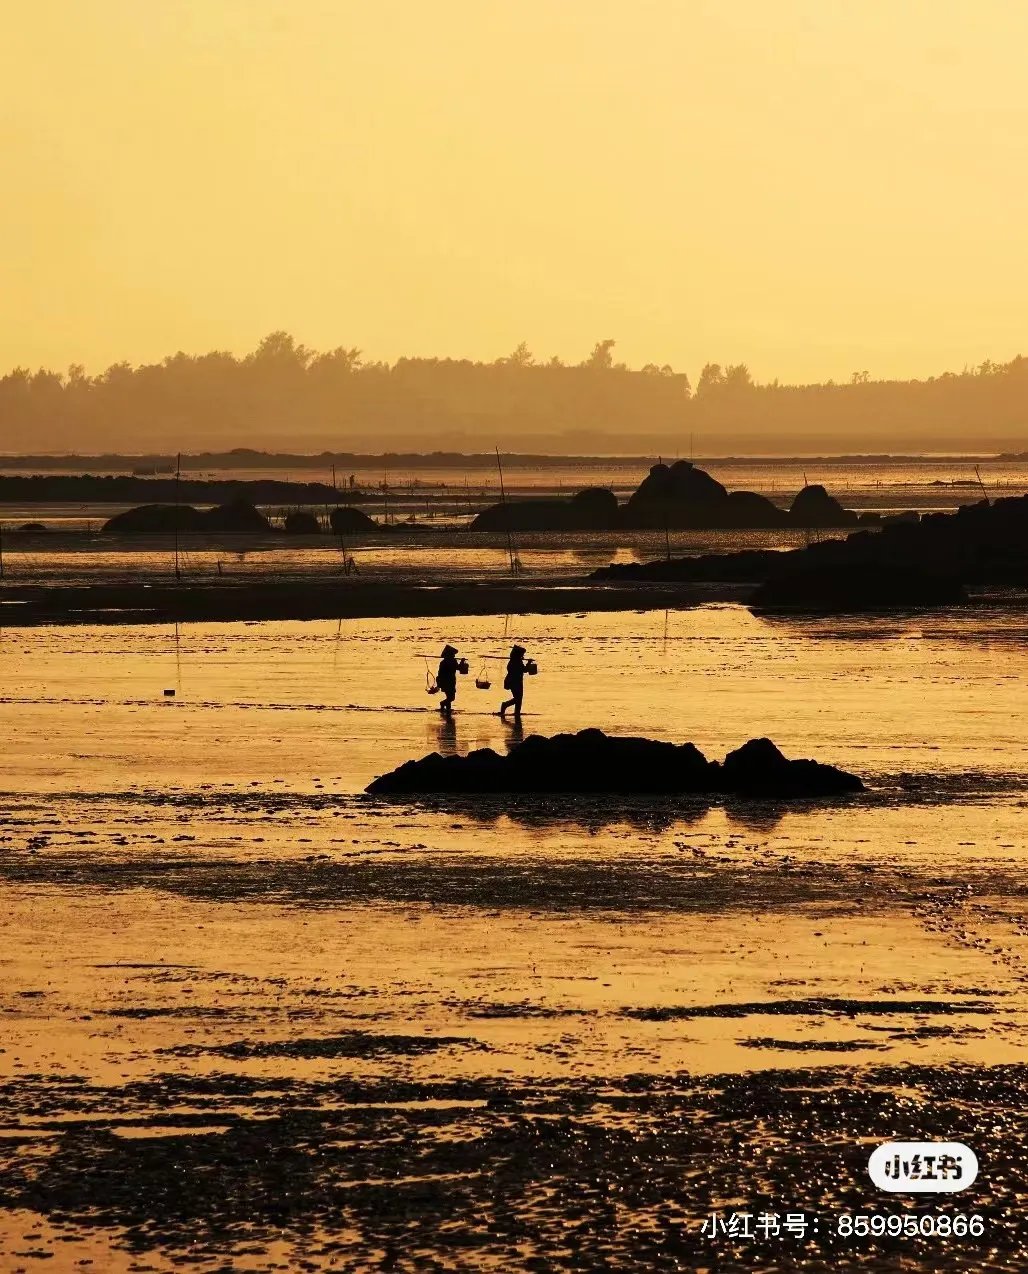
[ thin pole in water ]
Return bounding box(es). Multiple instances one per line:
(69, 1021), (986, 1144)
(332, 463), (349, 570)
(174, 452), (182, 581)
(974, 465), (990, 505)
(495, 446), (520, 576)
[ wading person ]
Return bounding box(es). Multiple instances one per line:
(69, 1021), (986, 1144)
(437, 644), (462, 716)
(499, 644), (531, 720)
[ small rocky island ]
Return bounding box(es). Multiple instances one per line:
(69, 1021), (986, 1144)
(593, 492), (1028, 608)
(367, 730), (864, 798)
(471, 461), (863, 531)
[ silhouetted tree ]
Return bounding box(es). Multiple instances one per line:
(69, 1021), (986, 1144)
(2, 333), (1027, 451)
(585, 339), (617, 370)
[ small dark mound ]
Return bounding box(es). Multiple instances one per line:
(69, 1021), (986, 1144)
(329, 506), (377, 534)
(283, 510), (321, 534)
(203, 498), (271, 534)
(102, 499), (271, 535)
(101, 504), (206, 534)
(366, 729), (862, 798)
(789, 484), (858, 527)
(570, 486), (619, 522)
(469, 488), (619, 532)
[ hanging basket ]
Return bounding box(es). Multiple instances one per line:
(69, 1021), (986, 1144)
(424, 658), (440, 695)
(526, 659), (539, 676)
(474, 663), (491, 690)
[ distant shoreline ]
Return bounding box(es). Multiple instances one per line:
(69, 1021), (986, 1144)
(0, 448), (1015, 473)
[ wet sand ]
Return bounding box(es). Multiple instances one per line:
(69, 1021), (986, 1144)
(2, 607), (1027, 1270)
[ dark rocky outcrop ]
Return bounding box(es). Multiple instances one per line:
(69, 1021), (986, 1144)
(101, 504), (206, 535)
(789, 484), (858, 527)
(622, 463), (851, 530)
(102, 499), (271, 535)
(718, 737), (863, 797)
(471, 499), (574, 532)
(470, 463), (856, 532)
(625, 463), (869, 529)
(204, 498), (272, 534)
(593, 494), (1028, 604)
(329, 506), (377, 534)
(721, 489), (791, 529)
(470, 488), (619, 532)
(283, 510), (321, 534)
(570, 485), (620, 523)
(366, 729), (863, 798)
(623, 461), (766, 529)
(628, 460), (728, 510)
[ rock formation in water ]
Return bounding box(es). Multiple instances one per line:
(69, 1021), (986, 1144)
(102, 498), (272, 535)
(593, 494), (1028, 603)
(283, 510), (321, 534)
(470, 463), (857, 532)
(470, 487), (619, 532)
(788, 484), (858, 528)
(366, 729), (864, 797)
(329, 506), (377, 534)
(203, 498), (273, 534)
(628, 460), (728, 508)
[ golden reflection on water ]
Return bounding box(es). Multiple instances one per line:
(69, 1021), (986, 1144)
(2, 604), (1028, 1267)
(2, 604), (1026, 793)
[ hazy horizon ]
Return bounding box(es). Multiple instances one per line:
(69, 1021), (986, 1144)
(4, 331), (1028, 454)
(6, 1), (1028, 388)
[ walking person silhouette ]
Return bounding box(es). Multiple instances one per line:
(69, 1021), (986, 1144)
(436, 644), (464, 716)
(499, 644), (531, 720)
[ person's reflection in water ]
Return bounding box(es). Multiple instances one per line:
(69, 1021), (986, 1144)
(502, 717), (525, 750)
(435, 713), (459, 755)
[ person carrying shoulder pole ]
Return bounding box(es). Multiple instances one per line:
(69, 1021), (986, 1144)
(437, 644), (467, 716)
(499, 644), (532, 720)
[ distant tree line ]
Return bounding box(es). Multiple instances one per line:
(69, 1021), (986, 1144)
(1, 333), (1027, 452)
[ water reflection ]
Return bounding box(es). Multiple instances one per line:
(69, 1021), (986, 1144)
(723, 801), (787, 833)
(366, 792), (716, 833)
(430, 713), (460, 756)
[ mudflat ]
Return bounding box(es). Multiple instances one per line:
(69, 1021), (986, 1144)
(1, 606), (1027, 1270)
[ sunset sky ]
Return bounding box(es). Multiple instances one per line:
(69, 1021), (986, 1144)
(3, 0), (1027, 383)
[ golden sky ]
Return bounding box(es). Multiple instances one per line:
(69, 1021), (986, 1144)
(3, 0), (1027, 383)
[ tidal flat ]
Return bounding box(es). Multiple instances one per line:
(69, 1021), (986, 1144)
(1, 606), (1027, 1270)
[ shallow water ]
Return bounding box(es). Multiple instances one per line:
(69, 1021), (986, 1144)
(1, 605), (1027, 1269)
(0, 526), (835, 585)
